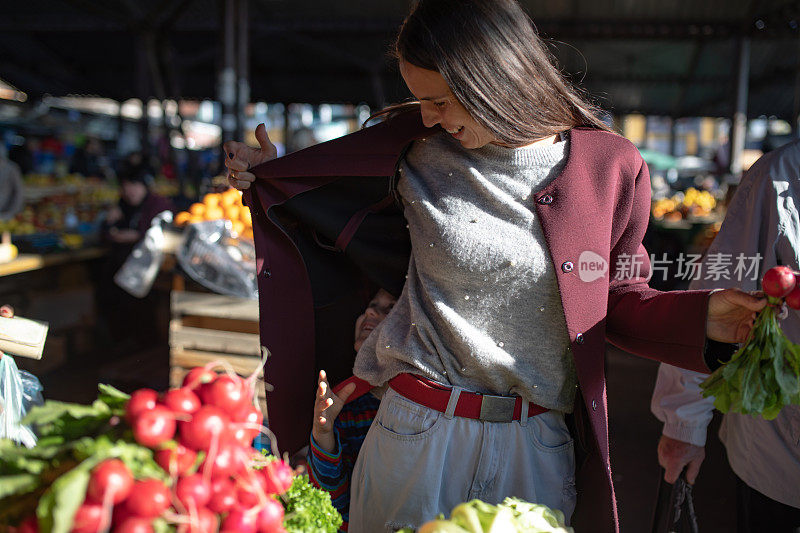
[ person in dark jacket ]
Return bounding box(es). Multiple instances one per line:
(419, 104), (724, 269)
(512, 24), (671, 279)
(98, 164), (173, 355)
(103, 163), (173, 248)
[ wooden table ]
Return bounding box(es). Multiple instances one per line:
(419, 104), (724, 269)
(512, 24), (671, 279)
(0, 247), (107, 277)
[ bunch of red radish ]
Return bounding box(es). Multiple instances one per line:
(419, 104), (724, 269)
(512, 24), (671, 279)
(36, 366), (292, 533)
(761, 265), (800, 307)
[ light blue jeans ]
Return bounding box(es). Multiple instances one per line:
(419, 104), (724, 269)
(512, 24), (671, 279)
(349, 386), (577, 532)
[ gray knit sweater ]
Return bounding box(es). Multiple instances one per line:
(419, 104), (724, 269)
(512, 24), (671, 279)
(353, 131), (577, 412)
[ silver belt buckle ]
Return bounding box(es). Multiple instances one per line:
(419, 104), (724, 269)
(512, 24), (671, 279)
(478, 394), (516, 423)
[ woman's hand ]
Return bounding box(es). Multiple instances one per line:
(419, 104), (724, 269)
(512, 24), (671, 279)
(223, 123), (277, 190)
(312, 370), (356, 454)
(706, 288), (767, 343)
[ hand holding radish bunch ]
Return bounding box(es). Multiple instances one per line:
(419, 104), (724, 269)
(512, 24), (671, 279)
(701, 266), (800, 419)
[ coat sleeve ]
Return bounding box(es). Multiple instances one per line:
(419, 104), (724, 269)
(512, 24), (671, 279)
(604, 157), (721, 374)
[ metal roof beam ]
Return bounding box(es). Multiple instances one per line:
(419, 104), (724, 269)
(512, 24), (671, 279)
(143, 0), (196, 32)
(0, 33), (87, 88)
(582, 73), (725, 84)
(682, 61), (800, 117)
(278, 31), (379, 72)
(672, 39), (706, 116)
(58, 0), (130, 26)
(1, 18), (798, 39)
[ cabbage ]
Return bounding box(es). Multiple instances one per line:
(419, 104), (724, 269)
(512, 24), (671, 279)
(407, 497), (574, 533)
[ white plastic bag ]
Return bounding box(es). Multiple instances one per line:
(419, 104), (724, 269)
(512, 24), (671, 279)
(176, 219), (258, 300)
(114, 210), (173, 298)
(0, 355), (43, 447)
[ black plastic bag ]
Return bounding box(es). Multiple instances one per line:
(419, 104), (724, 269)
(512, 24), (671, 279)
(651, 468), (699, 533)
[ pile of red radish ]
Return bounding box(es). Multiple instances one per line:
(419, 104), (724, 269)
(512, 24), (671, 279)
(37, 366), (293, 533)
(762, 265), (800, 308)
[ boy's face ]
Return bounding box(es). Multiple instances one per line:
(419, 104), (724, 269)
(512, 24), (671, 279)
(354, 289), (397, 352)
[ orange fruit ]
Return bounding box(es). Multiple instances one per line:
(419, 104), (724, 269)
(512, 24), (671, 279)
(241, 228), (254, 240)
(220, 189), (238, 207)
(189, 203), (205, 217)
(174, 211), (192, 227)
(188, 215), (205, 225)
(204, 206), (225, 221)
(240, 208), (252, 227)
(231, 220), (245, 236)
(225, 205), (241, 222)
(203, 193), (221, 207)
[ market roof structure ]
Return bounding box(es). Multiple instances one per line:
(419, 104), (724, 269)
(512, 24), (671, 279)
(2, 0), (800, 119)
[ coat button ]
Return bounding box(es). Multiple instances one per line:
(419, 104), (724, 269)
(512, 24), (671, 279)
(263, 269), (272, 278)
(592, 399), (597, 411)
(537, 194), (553, 205)
(561, 261), (574, 273)
(576, 333), (584, 344)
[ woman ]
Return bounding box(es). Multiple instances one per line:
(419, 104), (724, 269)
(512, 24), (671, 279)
(224, 1), (764, 531)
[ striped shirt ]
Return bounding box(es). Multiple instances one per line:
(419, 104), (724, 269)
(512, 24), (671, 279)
(307, 392), (380, 531)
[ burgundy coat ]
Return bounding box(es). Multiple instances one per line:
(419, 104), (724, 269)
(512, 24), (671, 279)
(246, 111), (720, 532)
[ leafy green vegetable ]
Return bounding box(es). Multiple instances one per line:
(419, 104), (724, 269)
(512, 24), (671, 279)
(97, 384), (131, 412)
(282, 474), (342, 533)
(24, 400), (111, 427)
(406, 497), (573, 533)
(0, 440), (54, 476)
(0, 384), (166, 529)
(36, 456), (101, 533)
(0, 474), (39, 500)
(152, 518), (173, 533)
(702, 302), (800, 419)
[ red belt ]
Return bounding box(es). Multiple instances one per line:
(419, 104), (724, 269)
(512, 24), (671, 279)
(388, 373), (548, 423)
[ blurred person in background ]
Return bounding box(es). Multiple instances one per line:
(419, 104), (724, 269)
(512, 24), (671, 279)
(0, 144), (24, 220)
(8, 137), (36, 175)
(117, 151), (155, 184)
(69, 137), (109, 178)
(286, 126), (319, 154)
(98, 162), (173, 355)
(102, 167), (173, 249)
(651, 139), (800, 533)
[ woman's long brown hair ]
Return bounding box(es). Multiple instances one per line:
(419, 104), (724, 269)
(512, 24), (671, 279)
(382, 0), (610, 145)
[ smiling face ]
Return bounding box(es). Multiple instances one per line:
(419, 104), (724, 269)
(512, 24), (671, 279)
(354, 289), (397, 352)
(399, 60), (497, 149)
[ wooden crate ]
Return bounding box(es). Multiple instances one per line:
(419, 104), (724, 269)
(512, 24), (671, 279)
(168, 291), (267, 416)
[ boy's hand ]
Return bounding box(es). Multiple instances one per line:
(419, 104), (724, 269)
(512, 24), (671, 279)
(312, 370), (356, 454)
